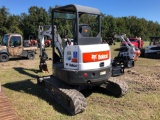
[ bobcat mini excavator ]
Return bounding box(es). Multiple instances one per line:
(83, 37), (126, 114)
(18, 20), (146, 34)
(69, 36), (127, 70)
(37, 4), (128, 115)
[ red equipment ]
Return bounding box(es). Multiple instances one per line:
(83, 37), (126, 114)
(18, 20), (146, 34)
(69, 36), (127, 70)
(45, 39), (51, 47)
(121, 37), (144, 49)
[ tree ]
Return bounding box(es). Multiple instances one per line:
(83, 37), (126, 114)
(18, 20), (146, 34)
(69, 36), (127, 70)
(6, 15), (22, 34)
(101, 15), (117, 39)
(0, 5), (160, 42)
(20, 6), (49, 39)
(0, 6), (9, 37)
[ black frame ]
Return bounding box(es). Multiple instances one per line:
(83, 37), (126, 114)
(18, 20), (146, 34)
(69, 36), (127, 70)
(51, 4), (102, 63)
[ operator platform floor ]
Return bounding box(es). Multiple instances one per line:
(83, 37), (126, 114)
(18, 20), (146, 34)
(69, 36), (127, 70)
(0, 89), (16, 120)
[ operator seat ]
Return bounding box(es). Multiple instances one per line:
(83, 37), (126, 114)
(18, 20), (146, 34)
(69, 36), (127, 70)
(79, 24), (91, 37)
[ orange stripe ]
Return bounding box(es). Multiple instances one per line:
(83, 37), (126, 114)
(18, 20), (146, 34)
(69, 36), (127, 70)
(83, 50), (110, 63)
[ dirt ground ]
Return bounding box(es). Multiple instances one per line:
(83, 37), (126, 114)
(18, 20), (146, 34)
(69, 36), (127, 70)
(1, 56), (159, 94)
(0, 50), (160, 120)
(0, 55), (160, 97)
(118, 65), (160, 93)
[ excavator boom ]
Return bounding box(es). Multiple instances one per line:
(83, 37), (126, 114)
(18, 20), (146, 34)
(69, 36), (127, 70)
(38, 25), (64, 72)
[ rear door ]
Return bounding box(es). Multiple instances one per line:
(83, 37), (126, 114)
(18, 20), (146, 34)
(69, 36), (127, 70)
(8, 35), (23, 56)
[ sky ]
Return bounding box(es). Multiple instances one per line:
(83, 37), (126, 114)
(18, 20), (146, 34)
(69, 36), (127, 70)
(0, 0), (160, 24)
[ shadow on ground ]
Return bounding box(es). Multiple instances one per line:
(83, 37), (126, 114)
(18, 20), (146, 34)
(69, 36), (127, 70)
(81, 86), (116, 98)
(9, 57), (28, 61)
(3, 67), (117, 115)
(13, 67), (40, 78)
(3, 67), (68, 115)
(114, 48), (121, 51)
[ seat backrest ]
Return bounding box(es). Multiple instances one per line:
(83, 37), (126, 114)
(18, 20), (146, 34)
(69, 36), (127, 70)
(79, 25), (91, 37)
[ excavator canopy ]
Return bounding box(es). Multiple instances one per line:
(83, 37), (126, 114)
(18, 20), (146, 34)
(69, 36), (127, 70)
(51, 4), (102, 63)
(52, 4), (101, 15)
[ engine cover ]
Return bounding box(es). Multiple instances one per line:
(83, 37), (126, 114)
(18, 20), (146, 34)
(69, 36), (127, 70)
(63, 44), (111, 70)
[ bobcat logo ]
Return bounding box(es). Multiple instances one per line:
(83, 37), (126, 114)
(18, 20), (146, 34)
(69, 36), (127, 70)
(91, 54), (97, 61)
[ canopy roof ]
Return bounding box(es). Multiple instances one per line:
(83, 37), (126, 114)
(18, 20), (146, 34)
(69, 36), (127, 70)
(53, 4), (101, 15)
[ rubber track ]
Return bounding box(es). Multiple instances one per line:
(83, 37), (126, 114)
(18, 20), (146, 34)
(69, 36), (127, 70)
(101, 77), (128, 97)
(44, 77), (87, 115)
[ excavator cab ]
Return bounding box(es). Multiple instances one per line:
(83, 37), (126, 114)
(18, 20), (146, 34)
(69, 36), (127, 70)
(79, 24), (91, 37)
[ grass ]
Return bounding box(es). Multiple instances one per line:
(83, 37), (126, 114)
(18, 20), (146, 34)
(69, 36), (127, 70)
(0, 42), (160, 120)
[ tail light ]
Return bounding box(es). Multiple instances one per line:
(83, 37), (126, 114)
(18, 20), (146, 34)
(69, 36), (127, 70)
(83, 73), (88, 77)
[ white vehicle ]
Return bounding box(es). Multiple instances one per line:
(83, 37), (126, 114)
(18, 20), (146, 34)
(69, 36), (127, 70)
(141, 36), (160, 58)
(0, 33), (37, 62)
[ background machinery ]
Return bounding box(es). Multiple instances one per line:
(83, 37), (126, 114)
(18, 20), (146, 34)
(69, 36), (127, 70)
(104, 37), (116, 45)
(0, 33), (37, 62)
(37, 4), (128, 115)
(115, 35), (141, 63)
(23, 35), (38, 47)
(120, 37), (143, 49)
(111, 34), (141, 76)
(141, 36), (160, 58)
(28, 35), (38, 46)
(44, 39), (52, 47)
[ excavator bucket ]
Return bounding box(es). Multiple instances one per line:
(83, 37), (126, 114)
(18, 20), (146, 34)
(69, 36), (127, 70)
(39, 48), (49, 73)
(40, 63), (49, 73)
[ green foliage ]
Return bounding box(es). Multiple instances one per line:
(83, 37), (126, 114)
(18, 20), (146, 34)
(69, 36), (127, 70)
(0, 6), (9, 36)
(0, 5), (160, 41)
(20, 6), (49, 39)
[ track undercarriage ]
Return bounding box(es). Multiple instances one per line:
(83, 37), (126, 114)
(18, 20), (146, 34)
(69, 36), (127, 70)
(141, 49), (160, 59)
(37, 76), (128, 115)
(144, 53), (160, 59)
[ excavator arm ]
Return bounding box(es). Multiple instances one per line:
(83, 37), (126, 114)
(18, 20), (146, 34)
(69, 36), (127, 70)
(38, 25), (64, 72)
(114, 34), (140, 60)
(115, 34), (132, 49)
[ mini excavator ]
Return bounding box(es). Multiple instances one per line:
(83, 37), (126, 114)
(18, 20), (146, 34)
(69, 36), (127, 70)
(112, 34), (141, 73)
(37, 4), (129, 115)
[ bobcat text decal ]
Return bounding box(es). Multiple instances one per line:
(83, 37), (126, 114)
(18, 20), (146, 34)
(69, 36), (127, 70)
(83, 50), (110, 63)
